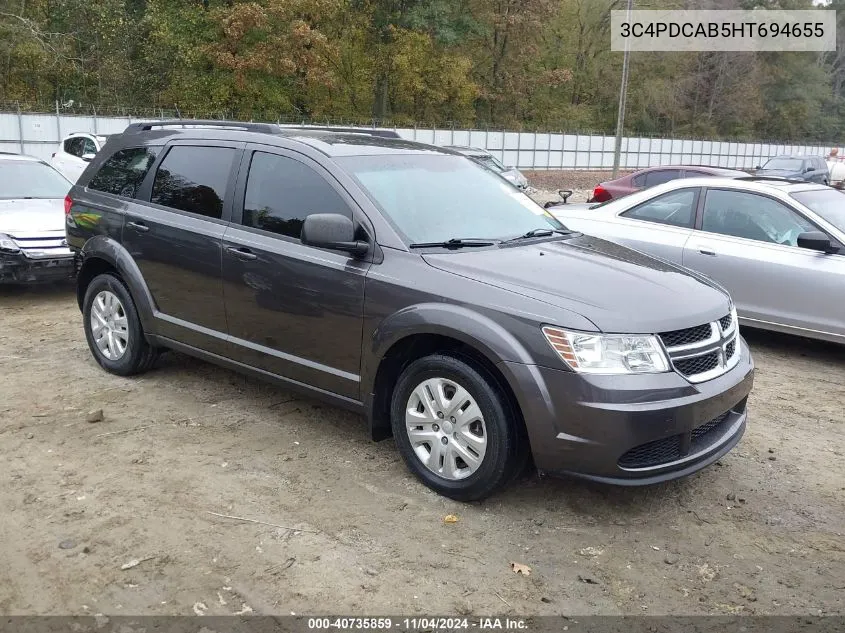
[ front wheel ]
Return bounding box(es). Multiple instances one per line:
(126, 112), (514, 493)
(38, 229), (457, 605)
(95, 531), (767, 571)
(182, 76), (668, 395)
(390, 354), (525, 501)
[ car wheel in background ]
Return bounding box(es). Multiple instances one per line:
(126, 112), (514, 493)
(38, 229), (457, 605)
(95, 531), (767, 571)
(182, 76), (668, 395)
(390, 354), (525, 501)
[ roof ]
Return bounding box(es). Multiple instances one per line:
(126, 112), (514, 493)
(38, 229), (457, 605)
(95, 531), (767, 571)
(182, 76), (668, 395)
(667, 175), (827, 194)
(0, 152), (42, 162)
(119, 120), (449, 158)
(631, 165), (748, 175)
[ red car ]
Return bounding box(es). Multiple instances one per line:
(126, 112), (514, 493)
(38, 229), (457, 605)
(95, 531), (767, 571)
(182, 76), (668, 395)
(590, 165), (748, 202)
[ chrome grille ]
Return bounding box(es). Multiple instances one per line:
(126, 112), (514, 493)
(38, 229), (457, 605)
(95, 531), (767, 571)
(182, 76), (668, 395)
(660, 310), (739, 383)
(674, 351), (720, 377)
(658, 324), (712, 348)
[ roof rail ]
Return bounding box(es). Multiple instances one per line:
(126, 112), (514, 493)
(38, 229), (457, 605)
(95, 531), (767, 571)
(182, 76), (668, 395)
(124, 119), (280, 134)
(277, 125), (402, 139)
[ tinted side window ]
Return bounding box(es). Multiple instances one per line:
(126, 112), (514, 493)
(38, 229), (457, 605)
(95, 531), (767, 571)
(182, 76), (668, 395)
(88, 147), (160, 198)
(242, 152), (351, 239)
(64, 138), (82, 157)
(151, 146), (235, 219)
(82, 138), (97, 155)
(701, 189), (815, 246)
(644, 169), (682, 187)
(621, 189), (698, 228)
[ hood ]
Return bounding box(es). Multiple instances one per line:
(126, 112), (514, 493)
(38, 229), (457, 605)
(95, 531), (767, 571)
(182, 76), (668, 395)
(422, 235), (730, 333)
(0, 198), (66, 236)
(755, 168), (803, 178)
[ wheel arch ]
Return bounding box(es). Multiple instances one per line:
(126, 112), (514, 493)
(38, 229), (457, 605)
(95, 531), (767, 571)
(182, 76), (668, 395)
(76, 236), (156, 332)
(363, 304), (533, 442)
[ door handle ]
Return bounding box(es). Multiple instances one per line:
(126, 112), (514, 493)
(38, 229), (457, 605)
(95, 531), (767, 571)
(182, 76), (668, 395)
(126, 221), (149, 233)
(226, 246), (258, 261)
(695, 244), (716, 256)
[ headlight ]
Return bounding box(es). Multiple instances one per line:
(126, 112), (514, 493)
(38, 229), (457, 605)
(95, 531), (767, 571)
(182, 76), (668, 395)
(542, 326), (669, 374)
(0, 233), (20, 253)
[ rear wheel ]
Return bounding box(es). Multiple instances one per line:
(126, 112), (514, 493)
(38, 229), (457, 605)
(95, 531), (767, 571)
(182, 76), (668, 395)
(390, 354), (525, 501)
(82, 273), (157, 376)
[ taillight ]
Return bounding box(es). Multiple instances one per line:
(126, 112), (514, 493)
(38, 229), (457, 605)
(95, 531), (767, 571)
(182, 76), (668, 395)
(591, 185), (611, 202)
(64, 195), (73, 215)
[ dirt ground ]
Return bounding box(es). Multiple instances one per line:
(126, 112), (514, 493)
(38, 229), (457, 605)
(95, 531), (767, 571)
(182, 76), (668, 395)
(1, 284), (843, 617)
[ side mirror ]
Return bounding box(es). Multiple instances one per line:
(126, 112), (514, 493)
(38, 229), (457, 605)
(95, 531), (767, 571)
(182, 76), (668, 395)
(81, 153), (96, 162)
(558, 189), (573, 203)
(797, 231), (839, 254)
(804, 166), (813, 173)
(755, 165), (761, 170)
(301, 213), (368, 257)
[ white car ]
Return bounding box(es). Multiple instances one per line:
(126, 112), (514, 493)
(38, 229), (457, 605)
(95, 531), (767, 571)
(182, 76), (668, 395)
(549, 176), (845, 343)
(0, 153), (75, 283)
(50, 132), (111, 182)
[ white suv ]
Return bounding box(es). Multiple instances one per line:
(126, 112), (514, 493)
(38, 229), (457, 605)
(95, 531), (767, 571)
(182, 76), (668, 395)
(50, 132), (111, 182)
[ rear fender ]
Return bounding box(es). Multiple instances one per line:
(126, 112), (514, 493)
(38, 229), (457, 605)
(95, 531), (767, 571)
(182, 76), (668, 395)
(77, 235), (156, 332)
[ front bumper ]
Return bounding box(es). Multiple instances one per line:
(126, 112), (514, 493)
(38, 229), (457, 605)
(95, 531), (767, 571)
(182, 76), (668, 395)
(500, 336), (755, 484)
(0, 251), (76, 284)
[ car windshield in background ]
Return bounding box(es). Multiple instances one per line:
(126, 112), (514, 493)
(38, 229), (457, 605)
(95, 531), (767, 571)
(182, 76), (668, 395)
(339, 154), (562, 245)
(0, 161), (71, 199)
(476, 155), (507, 173)
(762, 158), (803, 171)
(791, 188), (845, 234)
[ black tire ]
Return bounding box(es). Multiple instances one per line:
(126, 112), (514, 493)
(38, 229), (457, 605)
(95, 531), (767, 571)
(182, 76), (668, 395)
(82, 273), (157, 376)
(390, 354), (526, 501)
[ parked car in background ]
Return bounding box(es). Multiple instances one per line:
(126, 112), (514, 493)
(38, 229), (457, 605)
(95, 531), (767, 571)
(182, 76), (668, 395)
(754, 155), (829, 184)
(66, 120), (753, 500)
(444, 146), (529, 189)
(551, 177), (845, 343)
(0, 153), (75, 283)
(590, 165), (748, 202)
(51, 132), (112, 182)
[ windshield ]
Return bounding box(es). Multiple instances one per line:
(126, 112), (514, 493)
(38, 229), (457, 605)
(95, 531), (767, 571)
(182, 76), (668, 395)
(791, 188), (845, 234)
(762, 158), (803, 171)
(475, 154), (507, 173)
(0, 160), (71, 199)
(338, 154), (563, 245)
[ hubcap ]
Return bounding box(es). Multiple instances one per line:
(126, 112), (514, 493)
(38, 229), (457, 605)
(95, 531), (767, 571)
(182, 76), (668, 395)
(405, 377), (487, 480)
(90, 290), (129, 360)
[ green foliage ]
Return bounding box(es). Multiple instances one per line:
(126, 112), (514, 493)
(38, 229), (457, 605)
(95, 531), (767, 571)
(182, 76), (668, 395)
(0, 0), (841, 141)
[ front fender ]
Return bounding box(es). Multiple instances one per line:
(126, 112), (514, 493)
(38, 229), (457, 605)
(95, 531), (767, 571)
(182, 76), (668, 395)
(361, 302), (535, 399)
(78, 235), (157, 332)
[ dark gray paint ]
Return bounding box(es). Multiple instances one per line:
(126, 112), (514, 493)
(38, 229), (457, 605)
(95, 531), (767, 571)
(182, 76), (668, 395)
(67, 123), (755, 484)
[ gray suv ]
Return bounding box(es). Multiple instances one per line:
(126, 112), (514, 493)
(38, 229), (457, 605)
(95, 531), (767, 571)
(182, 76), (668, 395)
(66, 121), (754, 501)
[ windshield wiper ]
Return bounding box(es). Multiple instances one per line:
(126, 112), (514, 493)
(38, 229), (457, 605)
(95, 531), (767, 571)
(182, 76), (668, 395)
(409, 238), (500, 249)
(503, 228), (575, 243)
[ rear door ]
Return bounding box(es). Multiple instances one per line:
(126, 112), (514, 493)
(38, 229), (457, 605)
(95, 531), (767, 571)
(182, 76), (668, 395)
(54, 137), (88, 182)
(683, 187), (845, 335)
(606, 187), (700, 264)
(121, 140), (243, 354)
(221, 146), (370, 399)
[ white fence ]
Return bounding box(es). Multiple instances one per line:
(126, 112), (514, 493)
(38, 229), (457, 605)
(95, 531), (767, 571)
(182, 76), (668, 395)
(1, 110), (839, 171)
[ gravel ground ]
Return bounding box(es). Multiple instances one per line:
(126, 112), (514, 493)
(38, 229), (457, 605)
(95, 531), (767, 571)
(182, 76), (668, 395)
(1, 283), (844, 617)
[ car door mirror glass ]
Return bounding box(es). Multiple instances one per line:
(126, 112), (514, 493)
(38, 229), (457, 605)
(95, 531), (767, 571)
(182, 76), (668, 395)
(797, 231), (838, 253)
(301, 213), (368, 256)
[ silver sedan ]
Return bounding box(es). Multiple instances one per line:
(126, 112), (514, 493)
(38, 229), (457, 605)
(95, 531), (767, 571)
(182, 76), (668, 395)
(550, 177), (845, 343)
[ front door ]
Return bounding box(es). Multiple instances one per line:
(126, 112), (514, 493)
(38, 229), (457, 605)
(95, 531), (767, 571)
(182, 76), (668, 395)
(222, 147), (370, 399)
(683, 187), (845, 336)
(123, 141), (242, 354)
